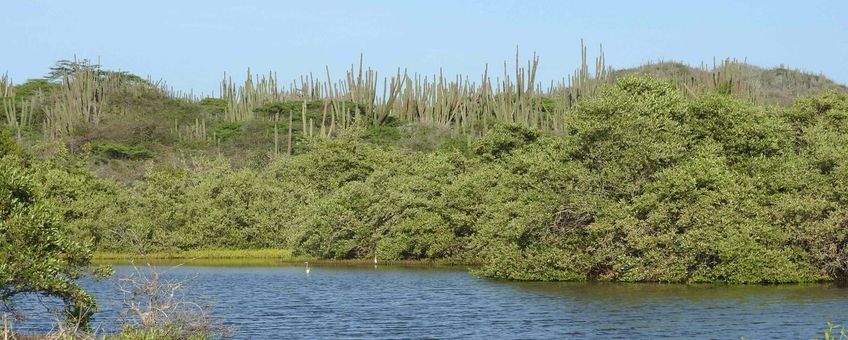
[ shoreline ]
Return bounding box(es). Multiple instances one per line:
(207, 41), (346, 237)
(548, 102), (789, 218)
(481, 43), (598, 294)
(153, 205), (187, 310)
(91, 250), (840, 284)
(93, 249), (473, 267)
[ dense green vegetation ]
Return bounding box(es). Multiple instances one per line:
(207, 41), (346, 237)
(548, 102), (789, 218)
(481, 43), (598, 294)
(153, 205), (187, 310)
(0, 127), (103, 327)
(2, 55), (848, 339)
(614, 59), (847, 106)
(1, 54), (847, 314)
(4, 69), (847, 284)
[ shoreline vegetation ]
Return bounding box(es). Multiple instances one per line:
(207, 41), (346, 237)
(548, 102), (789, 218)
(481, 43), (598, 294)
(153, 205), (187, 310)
(3, 46), (848, 337)
(94, 248), (479, 267)
(2, 49), (847, 284)
(92, 249), (471, 266)
(93, 248), (298, 260)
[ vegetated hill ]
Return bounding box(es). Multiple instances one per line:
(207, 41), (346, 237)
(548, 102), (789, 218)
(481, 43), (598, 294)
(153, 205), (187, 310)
(614, 60), (847, 106)
(8, 76), (848, 284)
(6, 56), (848, 283)
(2, 56), (846, 185)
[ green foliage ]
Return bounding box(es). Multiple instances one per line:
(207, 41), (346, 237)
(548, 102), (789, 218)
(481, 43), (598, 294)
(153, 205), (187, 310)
(87, 159), (292, 253)
(539, 96), (558, 112)
(14, 78), (60, 98)
(0, 136), (98, 326)
(46, 59), (104, 80)
(482, 76), (833, 283)
(35, 144), (123, 248)
(0, 127), (25, 158)
(254, 100), (322, 115)
(391, 124), (470, 153)
(10, 58), (848, 339)
(616, 60), (848, 106)
(212, 122), (241, 142)
(290, 150), (470, 259)
(716, 80), (733, 95)
(12, 72), (848, 284)
(198, 97), (227, 114)
(820, 322), (848, 340)
(473, 123), (540, 159)
(92, 141), (156, 160)
(361, 126), (401, 145)
(688, 94), (791, 161)
(107, 324), (211, 340)
(788, 90), (848, 131)
(566, 75), (691, 198)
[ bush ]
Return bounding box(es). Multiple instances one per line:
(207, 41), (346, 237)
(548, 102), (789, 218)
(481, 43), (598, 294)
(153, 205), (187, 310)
(473, 123), (540, 159)
(212, 122), (241, 142)
(14, 78), (60, 98)
(0, 135), (100, 326)
(198, 97), (227, 114)
(30, 75), (848, 284)
(92, 141), (156, 160)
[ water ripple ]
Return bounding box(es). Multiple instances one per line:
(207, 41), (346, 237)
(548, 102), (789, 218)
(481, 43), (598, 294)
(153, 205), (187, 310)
(8, 264), (848, 339)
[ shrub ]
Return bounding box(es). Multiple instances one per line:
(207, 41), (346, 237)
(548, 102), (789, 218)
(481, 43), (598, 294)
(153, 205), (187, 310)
(0, 139), (99, 326)
(92, 141), (155, 160)
(473, 123), (540, 160)
(212, 122), (241, 142)
(198, 97), (227, 114)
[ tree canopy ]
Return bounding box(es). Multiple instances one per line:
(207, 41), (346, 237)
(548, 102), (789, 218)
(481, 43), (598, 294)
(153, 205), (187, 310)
(0, 127), (98, 326)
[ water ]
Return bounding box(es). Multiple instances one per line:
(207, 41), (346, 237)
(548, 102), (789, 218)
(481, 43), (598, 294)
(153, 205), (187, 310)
(8, 262), (848, 339)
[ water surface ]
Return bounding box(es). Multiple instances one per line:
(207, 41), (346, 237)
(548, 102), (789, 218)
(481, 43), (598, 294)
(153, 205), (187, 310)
(9, 262), (848, 339)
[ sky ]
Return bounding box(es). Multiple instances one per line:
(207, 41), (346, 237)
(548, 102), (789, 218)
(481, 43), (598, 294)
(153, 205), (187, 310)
(2, 0), (846, 96)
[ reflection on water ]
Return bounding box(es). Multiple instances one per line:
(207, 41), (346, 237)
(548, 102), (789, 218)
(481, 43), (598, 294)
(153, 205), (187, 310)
(511, 280), (848, 304)
(9, 263), (848, 339)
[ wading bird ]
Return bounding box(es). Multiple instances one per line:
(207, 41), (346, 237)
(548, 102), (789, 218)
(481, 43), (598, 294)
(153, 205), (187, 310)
(305, 261), (310, 275)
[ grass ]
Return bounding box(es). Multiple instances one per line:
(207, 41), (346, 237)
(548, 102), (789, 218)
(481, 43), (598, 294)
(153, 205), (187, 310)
(92, 249), (473, 267)
(93, 249), (311, 267)
(93, 248), (298, 260)
(820, 322), (848, 340)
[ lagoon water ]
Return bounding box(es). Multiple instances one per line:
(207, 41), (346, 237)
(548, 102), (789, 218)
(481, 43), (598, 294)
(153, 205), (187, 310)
(9, 262), (848, 339)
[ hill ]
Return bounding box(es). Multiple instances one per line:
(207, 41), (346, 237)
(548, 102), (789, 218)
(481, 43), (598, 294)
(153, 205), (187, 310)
(614, 60), (847, 106)
(3, 54), (848, 284)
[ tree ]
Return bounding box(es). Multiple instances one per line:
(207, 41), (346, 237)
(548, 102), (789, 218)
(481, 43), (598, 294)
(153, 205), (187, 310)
(45, 58), (147, 84)
(45, 59), (104, 81)
(0, 127), (99, 327)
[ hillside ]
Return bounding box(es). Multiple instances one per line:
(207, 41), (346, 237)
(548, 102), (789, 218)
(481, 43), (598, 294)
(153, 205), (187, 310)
(615, 60), (847, 106)
(3, 56), (848, 284)
(3, 55), (846, 184)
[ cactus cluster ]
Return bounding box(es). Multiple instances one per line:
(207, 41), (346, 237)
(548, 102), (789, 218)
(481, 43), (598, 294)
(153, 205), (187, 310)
(41, 60), (151, 139)
(5, 42), (840, 146)
(1, 74), (36, 141)
(219, 45), (609, 138)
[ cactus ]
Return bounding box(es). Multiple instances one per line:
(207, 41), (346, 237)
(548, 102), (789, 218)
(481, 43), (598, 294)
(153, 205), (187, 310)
(215, 42), (613, 136)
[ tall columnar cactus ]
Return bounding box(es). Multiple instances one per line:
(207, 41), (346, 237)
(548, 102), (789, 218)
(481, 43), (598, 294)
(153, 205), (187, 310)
(217, 42), (612, 135)
(42, 60), (152, 139)
(1, 75), (38, 141)
(0, 73), (12, 97)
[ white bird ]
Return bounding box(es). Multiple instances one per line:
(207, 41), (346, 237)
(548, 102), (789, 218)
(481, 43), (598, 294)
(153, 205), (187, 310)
(304, 261), (310, 275)
(373, 254), (378, 265)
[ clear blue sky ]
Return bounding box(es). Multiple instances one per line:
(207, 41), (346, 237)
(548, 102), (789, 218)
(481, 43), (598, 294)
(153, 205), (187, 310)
(2, 0), (846, 95)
